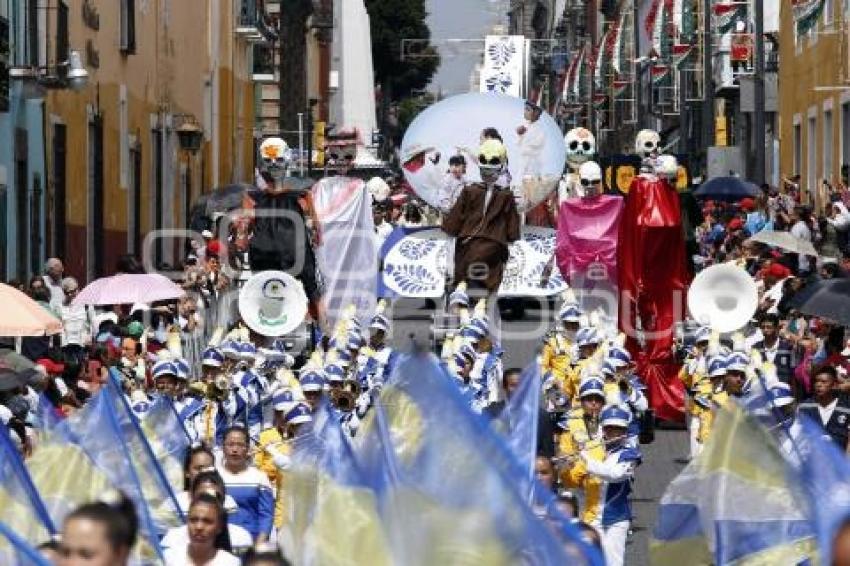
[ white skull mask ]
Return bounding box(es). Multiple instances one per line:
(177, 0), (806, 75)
(635, 129), (661, 159)
(655, 155), (679, 182)
(259, 137), (290, 182)
(564, 128), (596, 168)
(578, 161), (603, 197)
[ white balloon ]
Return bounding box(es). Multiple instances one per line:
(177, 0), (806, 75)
(399, 93), (566, 211)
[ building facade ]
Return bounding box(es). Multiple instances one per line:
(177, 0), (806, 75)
(779, 0), (850, 211)
(33, 0), (257, 282)
(0, 1), (48, 283)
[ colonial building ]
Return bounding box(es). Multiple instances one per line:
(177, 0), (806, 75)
(35, 0), (260, 282)
(779, 0), (850, 211)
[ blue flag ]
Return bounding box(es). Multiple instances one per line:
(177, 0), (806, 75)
(357, 354), (601, 565)
(0, 520), (51, 566)
(56, 387), (167, 560)
(0, 423), (56, 561)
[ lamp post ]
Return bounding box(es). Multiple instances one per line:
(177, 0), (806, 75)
(306, 97), (317, 176)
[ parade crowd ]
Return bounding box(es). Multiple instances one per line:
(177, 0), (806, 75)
(4, 157), (850, 566)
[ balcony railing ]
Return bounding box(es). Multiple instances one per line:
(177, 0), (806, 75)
(236, 0), (276, 43)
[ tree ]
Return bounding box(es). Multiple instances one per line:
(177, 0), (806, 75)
(364, 0), (439, 101)
(364, 0), (439, 156)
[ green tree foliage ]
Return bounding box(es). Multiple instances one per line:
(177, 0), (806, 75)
(365, 0), (440, 100)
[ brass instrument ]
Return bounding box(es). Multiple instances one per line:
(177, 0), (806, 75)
(330, 380), (360, 412)
(551, 435), (628, 468)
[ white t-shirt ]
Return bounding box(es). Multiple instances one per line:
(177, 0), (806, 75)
(818, 398), (839, 426)
(42, 275), (65, 312)
(161, 524), (253, 556)
(790, 221), (812, 272)
(162, 546), (240, 566)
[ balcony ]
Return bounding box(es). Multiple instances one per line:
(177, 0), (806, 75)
(236, 0), (277, 43)
(252, 43), (275, 82)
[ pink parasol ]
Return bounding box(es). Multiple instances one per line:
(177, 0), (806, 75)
(72, 273), (185, 307)
(0, 283), (62, 336)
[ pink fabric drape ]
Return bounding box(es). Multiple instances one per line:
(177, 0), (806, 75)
(555, 195), (624, 286)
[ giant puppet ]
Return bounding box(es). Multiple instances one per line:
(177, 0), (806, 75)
(250, 137), (324, 325)
(555, 160), (623, 321)
(617, 130), (690, 422)
(559, 127), (597, 202)
(442, 139), (521, 295)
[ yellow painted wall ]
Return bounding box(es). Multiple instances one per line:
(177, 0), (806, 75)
(779, 1), (849, 199)
(45, 0), (254, 277)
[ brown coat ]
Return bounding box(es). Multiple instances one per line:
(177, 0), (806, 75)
(442, 184), (521, 244)
(442, 184), (521, 291)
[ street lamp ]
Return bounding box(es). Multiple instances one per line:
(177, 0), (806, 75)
(175, 117), (204, 153)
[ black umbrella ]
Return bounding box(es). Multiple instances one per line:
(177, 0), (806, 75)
(0, 368), (29, 392)
(694, 176), (760, 201)
(790, 278), (850, 326)
(204, 183), (258, 217)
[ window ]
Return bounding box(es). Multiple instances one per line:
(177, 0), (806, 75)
(88, 116), (104, 281)
(152, 127), (163, 267)
(842, 103), (850, 175)
(120, 0), (136, 54)
(794, 123), (802, 178)
(825, 109), (834, 182)
(53, 124), (67, 260)
(56, 2), (68, 77)
(0, 13), (8, 112)
(808, 116), (817, 196)
(129, 143), (142, 255)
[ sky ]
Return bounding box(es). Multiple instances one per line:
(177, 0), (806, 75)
(425, 0), (504, 95)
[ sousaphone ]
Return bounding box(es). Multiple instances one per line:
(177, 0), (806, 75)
(687, 263), (758, 333)
(238, 271), (308, 337)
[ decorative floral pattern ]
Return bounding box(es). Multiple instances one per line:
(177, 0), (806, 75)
(487, 39), (517, 67)
(398, 239), (438, 261)
(484, 72), (514, 93)
(382, 228), (567, 298)
(384, 264), (442, 295)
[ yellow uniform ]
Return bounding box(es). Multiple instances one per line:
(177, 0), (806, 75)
(542, 333), (575, 395)
(254, 427), (291, 529)
(557, 408), (602, 487)
(679, 355), (711, 457)
(558, 408), (607, 524)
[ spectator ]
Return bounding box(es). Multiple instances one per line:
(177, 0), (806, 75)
(59, 277), (90, 352)
(42, 258), (66, 312)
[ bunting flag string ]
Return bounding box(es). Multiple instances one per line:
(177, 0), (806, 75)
(791, 0), (826, 36)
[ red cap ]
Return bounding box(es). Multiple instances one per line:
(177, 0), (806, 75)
(727, 218), (744, 231)
(764, 263), (791, 279)
(739, 198), (755, 212)
(36, 358), (65, 375)
(206, 240), (224, 258)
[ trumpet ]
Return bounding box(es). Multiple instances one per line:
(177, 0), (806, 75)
(330, 380), (360, 412)
(550, 435), (628, 468)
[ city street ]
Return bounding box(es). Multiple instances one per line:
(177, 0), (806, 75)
(390, 299), (689, 566)
(0, 0), (846, 564)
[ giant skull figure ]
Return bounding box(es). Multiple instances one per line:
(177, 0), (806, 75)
(618, 131), (690, 422)
(259, 137), (291, 183)
(635, 129), (661, 171)
(555, 159), (624, 322)
(560, 127), (596, 201)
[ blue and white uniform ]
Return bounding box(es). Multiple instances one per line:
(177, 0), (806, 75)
(217, 465), (275, 541)
(582, 405), (641, 566)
